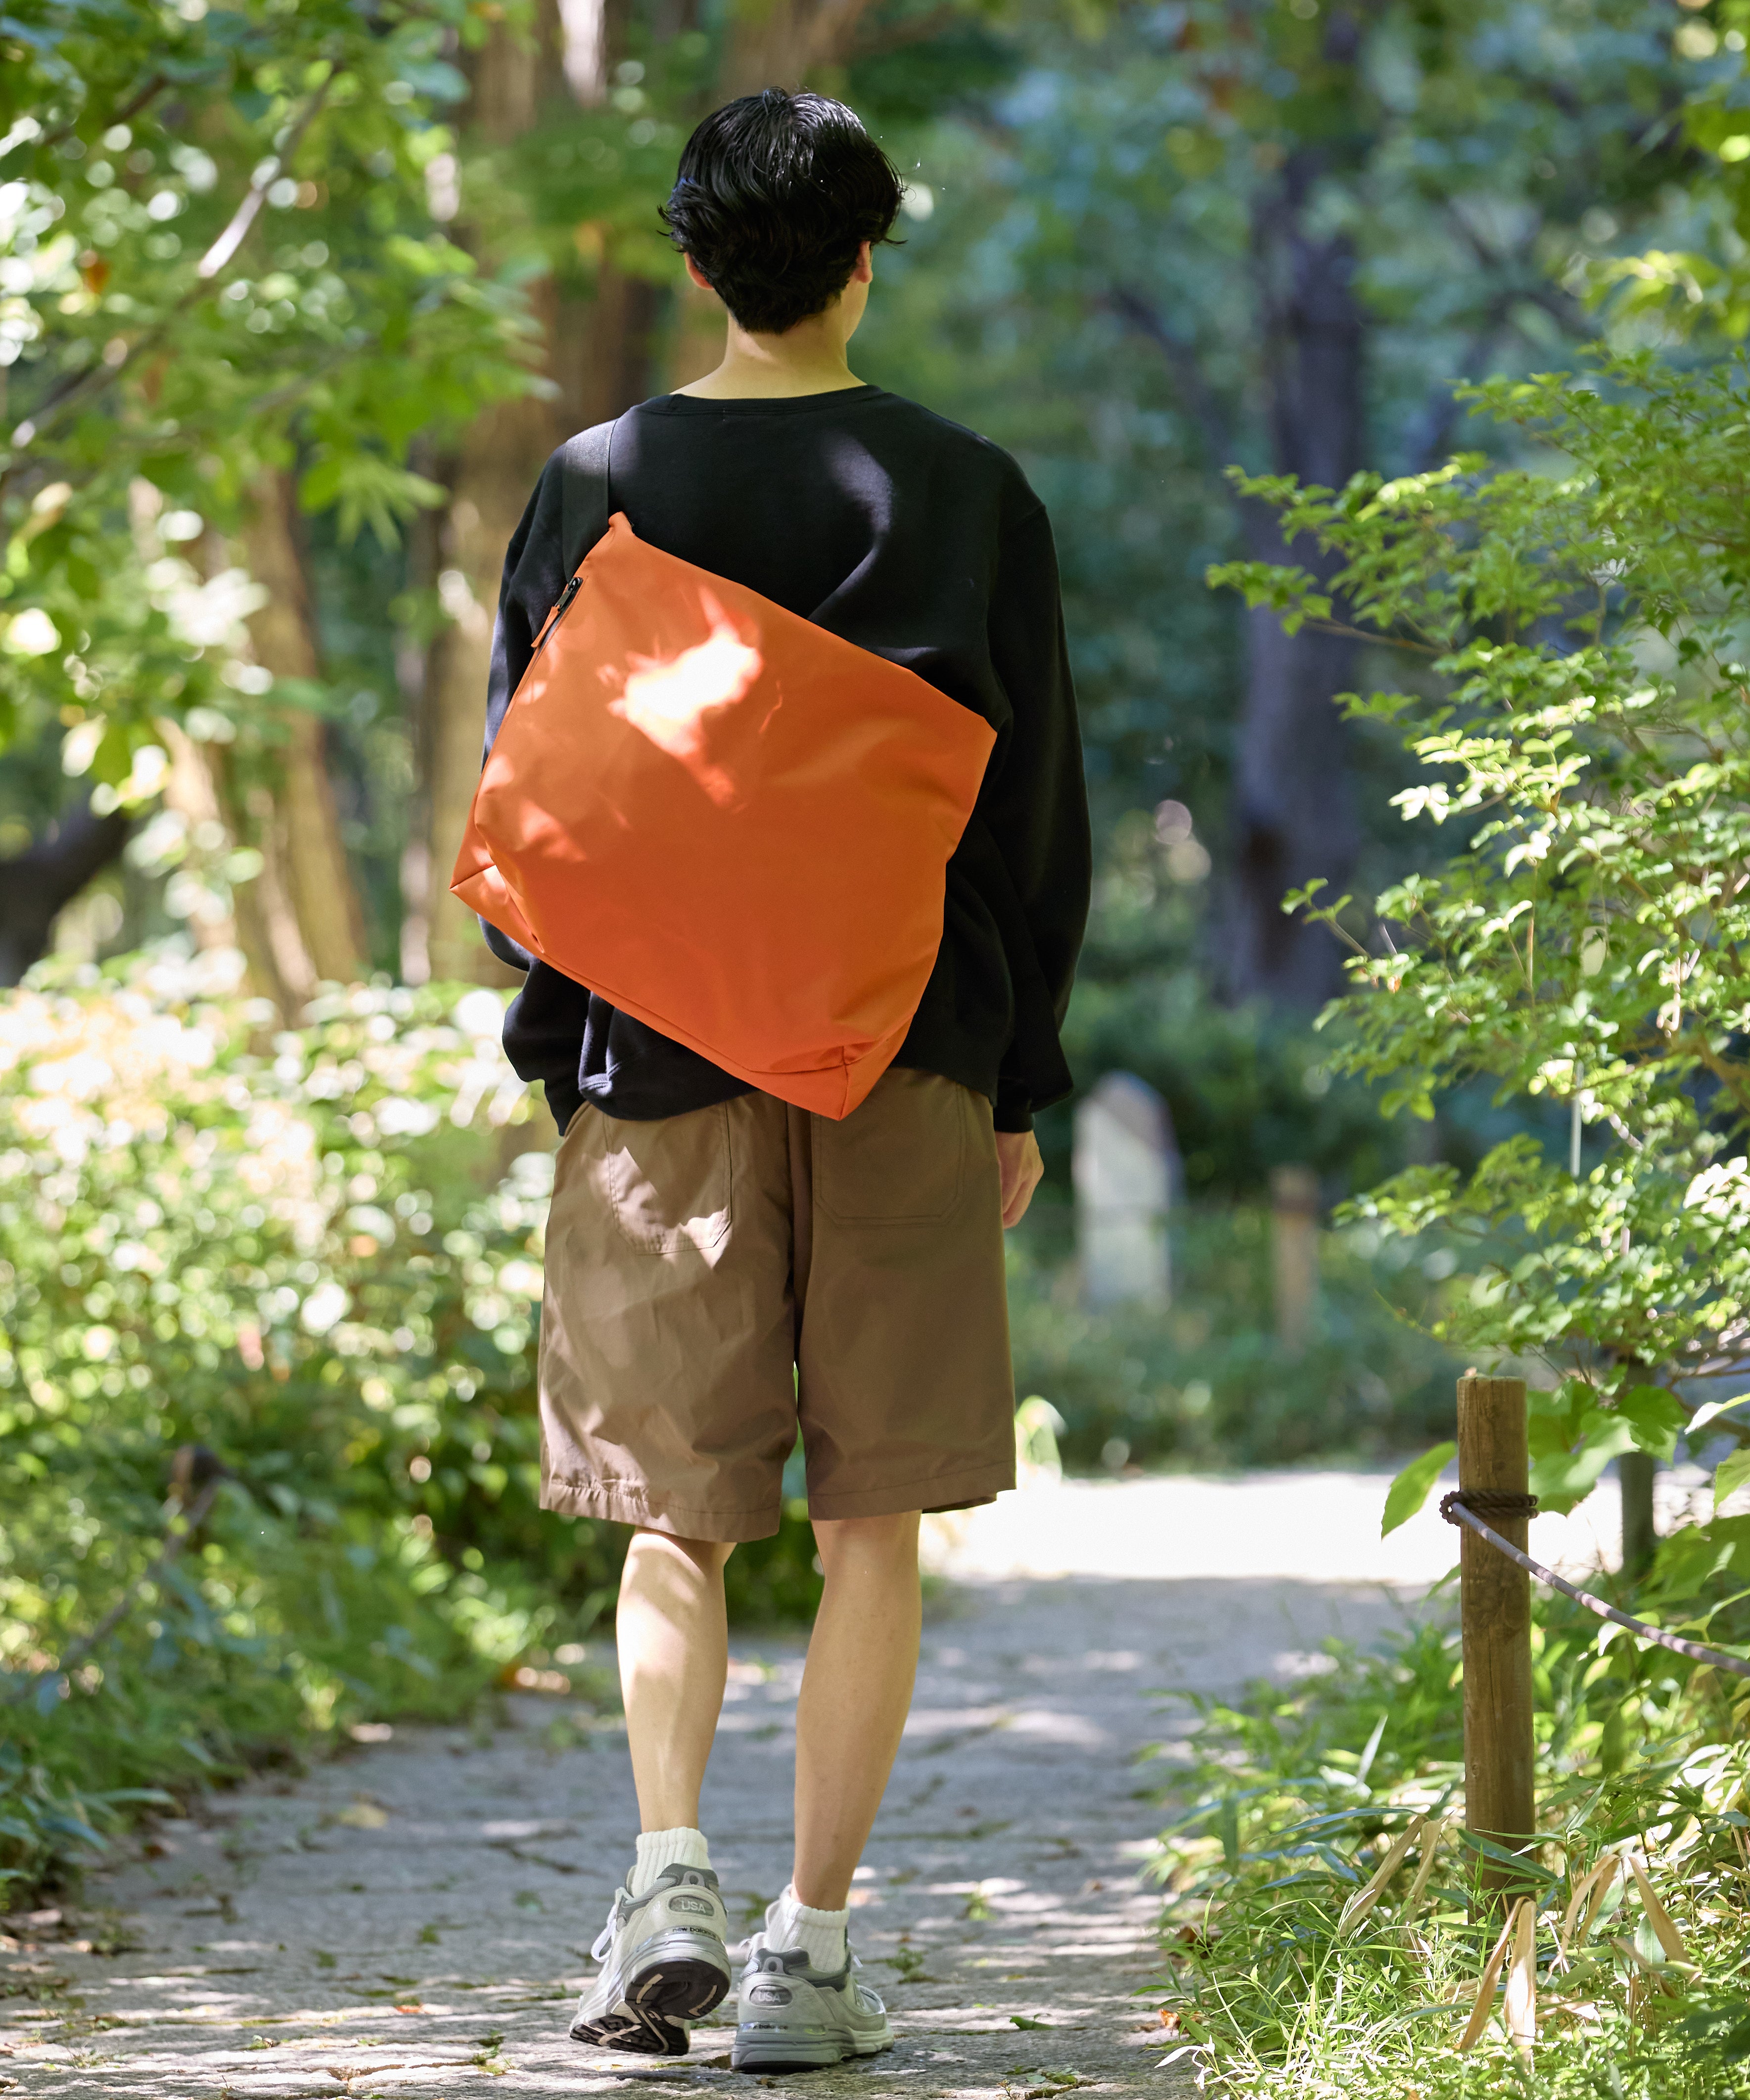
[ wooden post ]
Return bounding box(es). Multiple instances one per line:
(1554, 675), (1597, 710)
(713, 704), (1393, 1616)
(1619, 1450), (1657, 1579)
(1269, 1164), (1320, 1351)
(1457, 1373), (1536, 1915)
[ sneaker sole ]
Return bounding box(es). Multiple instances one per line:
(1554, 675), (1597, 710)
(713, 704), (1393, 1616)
(571, 1928), (731, 2055)
(628, 1950), (734, 2025)
(569, 2006), (689, 2056)
(731, 2027), (893, 2072)
(731, 2033), (844, 2072)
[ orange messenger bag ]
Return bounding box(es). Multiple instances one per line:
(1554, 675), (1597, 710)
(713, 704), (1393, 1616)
(451, 497), (996, 1121)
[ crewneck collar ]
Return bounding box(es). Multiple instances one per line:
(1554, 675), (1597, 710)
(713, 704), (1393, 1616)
(640, 386), (884, 416)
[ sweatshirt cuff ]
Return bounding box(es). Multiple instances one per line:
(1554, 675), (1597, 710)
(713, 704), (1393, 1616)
(480, 916), (533, 973)
(993, 1085), (1033, 1136)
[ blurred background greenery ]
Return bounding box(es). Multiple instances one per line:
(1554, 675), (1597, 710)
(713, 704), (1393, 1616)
(5, 0), (1750, 1904)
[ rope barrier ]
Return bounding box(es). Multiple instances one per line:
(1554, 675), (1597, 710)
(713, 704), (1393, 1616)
(1439, 1489), (1750, 1682)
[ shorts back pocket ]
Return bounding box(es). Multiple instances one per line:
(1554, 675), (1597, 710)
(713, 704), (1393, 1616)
(601, 1104), (733, 1254)
(815, 1069), (968, 1223)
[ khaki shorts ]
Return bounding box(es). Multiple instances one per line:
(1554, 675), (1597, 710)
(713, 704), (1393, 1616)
(537, 1066), (1016, 1542)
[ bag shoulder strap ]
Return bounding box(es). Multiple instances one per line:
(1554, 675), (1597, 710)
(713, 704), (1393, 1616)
(558, 415), (618, 575)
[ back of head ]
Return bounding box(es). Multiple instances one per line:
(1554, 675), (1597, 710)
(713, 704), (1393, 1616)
(662, 89), (903, 336)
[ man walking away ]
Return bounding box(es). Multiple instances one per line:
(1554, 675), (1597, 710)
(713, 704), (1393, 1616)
(477, 86), (1090, 2073)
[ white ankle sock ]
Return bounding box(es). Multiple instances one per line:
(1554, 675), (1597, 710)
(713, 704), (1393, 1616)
(630, 1826), (711, 1897)
(767, 1882), (849, 1972)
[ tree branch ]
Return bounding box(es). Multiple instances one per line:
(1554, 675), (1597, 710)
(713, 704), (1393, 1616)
(36, 71), (168, 154)
(0, 796), (131, 986)
(8, 66), (336, 456)
(196, 67), (336, 278)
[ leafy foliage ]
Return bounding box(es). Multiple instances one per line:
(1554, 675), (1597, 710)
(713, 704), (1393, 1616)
(1008, 1203), (1460, 1470)
(1594, 0), (1750, 336)
(0, 0), (535, 783)
(1214, 351), (1750, 1520)
(0, 954), (819, 1899)
(1162, 340), (1750, 2092)
(855, 0), (1697, 1186)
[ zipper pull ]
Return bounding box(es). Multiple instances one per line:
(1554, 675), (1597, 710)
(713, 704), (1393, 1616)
(530, 573), (584, 661)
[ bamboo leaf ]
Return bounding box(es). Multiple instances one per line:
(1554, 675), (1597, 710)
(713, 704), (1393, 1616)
(1562, 1855), (1618, 1955)
(1399, 1815), (1451, 1928)
(1628, 1852), (1687, 1964)
(1338, 1815), (1426, 1935)
(1455, 1899), (1524, 2053)
(1505, 1896), (1537, 2054)
(1608, 1936), (1689, 1986)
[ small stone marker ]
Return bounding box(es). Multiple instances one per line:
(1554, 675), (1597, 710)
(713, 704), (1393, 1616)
(1074, 1072), (1174, 1307)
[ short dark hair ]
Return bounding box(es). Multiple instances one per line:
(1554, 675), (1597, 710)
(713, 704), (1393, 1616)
(661, 89), (904, 336)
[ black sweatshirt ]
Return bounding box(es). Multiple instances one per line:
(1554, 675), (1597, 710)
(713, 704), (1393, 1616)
(480, 385), (1090, 1135)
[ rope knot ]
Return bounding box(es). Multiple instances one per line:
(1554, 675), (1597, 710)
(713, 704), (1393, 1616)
(1440, 1488), (1540, 1524)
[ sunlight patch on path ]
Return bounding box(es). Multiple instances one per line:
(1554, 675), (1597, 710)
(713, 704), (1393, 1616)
(922, 1468), (1637, 1587)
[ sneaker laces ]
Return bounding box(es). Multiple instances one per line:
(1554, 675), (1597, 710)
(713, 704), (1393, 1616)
(591, 1888), (629, 1964)
(846, 1945), (885, 2011)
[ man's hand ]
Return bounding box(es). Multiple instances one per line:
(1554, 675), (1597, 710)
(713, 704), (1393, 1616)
(995, 1129), (1043, 1229)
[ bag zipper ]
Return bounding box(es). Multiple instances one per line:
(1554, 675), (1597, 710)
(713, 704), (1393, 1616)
(531, 572), (584, 662)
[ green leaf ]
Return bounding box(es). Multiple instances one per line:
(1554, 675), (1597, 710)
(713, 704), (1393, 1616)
(1530, 1412), (1639, 1514)
(1651, 1522), (1736, 1597)
(1714, 1446), (1750, 1509)
(1689, 1395), (1750, 1437)
(1381, 1443), (1456, 1537)
(1615, 1384), (1687, 1463)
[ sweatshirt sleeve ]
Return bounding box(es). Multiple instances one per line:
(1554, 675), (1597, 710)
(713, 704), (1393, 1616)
(476, 452), (571, 973)
(983, 501), (1091, 1133)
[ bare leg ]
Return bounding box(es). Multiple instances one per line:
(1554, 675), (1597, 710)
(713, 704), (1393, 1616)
(792, 1511), (922, 1909)
(617, 1529), (735, 1831)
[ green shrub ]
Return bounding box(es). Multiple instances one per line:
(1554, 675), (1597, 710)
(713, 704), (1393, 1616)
(1214, 350), (1750, 1524)
(1153, 348), (1750, 2090)
(0, 951), (818, 1901)
(1007, 1201), (1461, 1469)
(1052, 961), (1414, 1205)
(1148, 1587), (1750, 2095)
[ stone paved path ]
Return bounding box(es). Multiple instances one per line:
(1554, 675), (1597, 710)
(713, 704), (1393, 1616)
(0, 1470), (1510, 2100)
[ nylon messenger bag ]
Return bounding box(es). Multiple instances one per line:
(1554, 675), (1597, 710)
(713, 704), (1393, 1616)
(450, 417), (996, 1121)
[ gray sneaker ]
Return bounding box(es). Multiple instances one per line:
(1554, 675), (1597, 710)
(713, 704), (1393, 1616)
(730, 1922), (895, 2073)
(570, 1863), (733, 2055)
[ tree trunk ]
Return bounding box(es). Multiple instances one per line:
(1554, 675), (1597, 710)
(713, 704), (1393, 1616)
(718, 0), (883, 96)
(243, 469), (369, 983)
(420, 9), (564, 987)
(394, 441), (441, 985)
(1224, 146), (1366, 1009)
(553, 264), (665, 430)
(423, 384), (559, 984)
(421, 0), (681, 984)
(1230, 600), (1359, 1007)
(159, 720), (315, 1017)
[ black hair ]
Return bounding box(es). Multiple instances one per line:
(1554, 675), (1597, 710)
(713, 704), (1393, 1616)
(660, 89), (904, 336)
